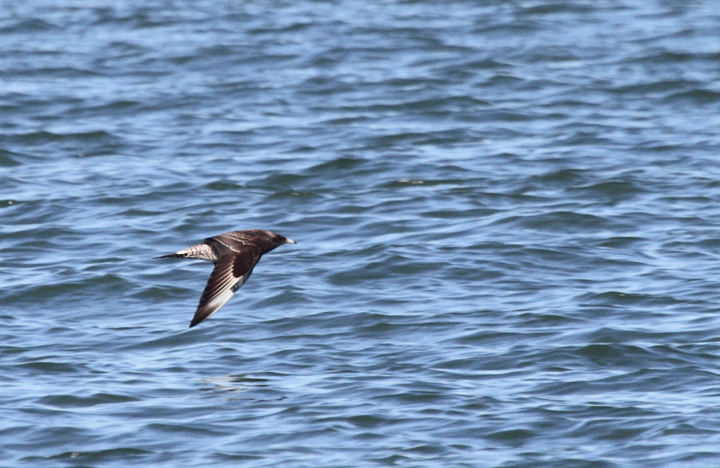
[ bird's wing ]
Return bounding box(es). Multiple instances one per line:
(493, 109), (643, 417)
(189, 249), (259, 328)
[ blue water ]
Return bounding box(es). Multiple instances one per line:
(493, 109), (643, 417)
(2, 2), (720, 467)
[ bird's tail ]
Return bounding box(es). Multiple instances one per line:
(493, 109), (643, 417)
(155, 243), (216, 261)
(155, 252), (186, 259)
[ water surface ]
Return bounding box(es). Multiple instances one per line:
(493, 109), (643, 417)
(2, 2), (720, 467)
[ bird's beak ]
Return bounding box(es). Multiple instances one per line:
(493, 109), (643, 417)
(285, 238), (297, 244)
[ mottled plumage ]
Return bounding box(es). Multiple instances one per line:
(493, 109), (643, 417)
(158, 229), (296, 328)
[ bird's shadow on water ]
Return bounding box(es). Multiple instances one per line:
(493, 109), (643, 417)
(116, 327), (288, 401)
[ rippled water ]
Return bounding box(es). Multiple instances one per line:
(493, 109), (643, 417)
(3, 2), (720, 467)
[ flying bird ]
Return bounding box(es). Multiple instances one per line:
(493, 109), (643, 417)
(158, 229), (296, 328)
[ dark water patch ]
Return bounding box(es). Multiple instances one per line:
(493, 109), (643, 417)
(322, 115), (373, 126)
(283, 144), (318, 154)
(15, 361), (80, 374)
(578, 343), (653, 367)
(1, 346), (28, 356)
(572, 180), (646, 205)
(38, 392), (138, 408)
(8, 130), (125, 157)
(257, 172), (310, 189)
(306, 156), (367, 175)
(448, 330), (534, 348)
(629, 49), (718, 64)
(664, 89), (720, 106)
(81, 99), (144, 116)
(557, 131), (617, 147)
(145, 422), (232, 437)
(0, 149), (22, 167)
(369, 132), (435, 148)
(213, 452), (264, 462)
(204, 180), (244, 191)
(531, 168), (588, 188)
(0, 199), (20, 208)
(27, 447), (151, 463)
(17, 65), (100, 79)
(0, 18), (60, 33)
(119, 208), (164, 217)
(598, 236), (645, 249)
(579, 291), (682, 307)
(420, 207), (491, 219)
(485, 427), (534, 443)
(266, 189), (323, 201)
(497, 211), (610, 233)
(403, 95), (490, 113)
(514, 311), (578, 327)
(614, 79), (697, 96)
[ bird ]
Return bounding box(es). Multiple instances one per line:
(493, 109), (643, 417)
(157, 229), (296, 328)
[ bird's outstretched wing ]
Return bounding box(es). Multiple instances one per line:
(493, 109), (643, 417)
(189, 249), (259, 328)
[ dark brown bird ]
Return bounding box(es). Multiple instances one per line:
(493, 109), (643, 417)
(158, 229), (296, 328)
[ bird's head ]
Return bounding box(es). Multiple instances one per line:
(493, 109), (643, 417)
(267, 231), (296, 247)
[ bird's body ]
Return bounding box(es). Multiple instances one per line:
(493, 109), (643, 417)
(158, 229), (296, 328)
